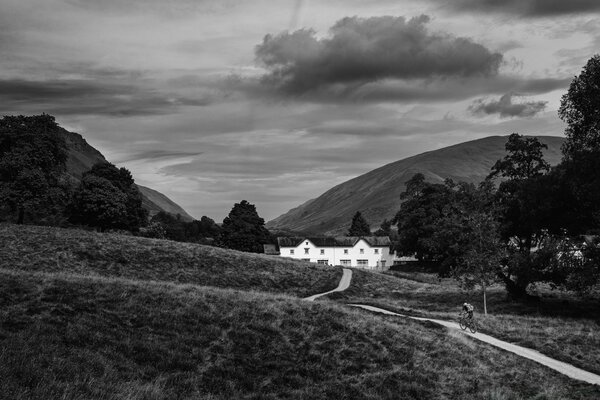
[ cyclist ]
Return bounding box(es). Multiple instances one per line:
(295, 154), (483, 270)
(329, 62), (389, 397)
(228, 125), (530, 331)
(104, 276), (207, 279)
(462, 302), (474, 320)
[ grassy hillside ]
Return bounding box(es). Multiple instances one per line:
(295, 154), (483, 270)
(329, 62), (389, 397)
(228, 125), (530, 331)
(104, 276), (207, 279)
(329, 268), (600, 375)
(267, 135), (565, 235)
(1, 270), (598, 400)
(0, 224), (340, 297)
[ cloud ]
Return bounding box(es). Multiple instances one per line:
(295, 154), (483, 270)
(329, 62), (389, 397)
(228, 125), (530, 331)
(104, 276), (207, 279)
(255, 15), (503, 93)
(0, 77), (216, 117)
(430, 0), (600, 17)
(469, 93), (548, 118)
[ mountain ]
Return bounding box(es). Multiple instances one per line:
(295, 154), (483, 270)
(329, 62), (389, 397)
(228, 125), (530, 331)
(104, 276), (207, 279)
(59, 128), (194, 221)
(267, 135), (565, 236)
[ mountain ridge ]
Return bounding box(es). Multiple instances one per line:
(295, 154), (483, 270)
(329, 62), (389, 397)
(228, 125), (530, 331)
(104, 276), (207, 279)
(267, 135), (565, 235)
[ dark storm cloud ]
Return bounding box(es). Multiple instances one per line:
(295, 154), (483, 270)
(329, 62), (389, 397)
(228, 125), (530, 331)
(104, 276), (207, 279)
(233, 74), (570, 104)
(469, 93), (547, 118)
(431, 0), (600, 17)
(0, 78), (214, 117)
(255, 15), (503, 93)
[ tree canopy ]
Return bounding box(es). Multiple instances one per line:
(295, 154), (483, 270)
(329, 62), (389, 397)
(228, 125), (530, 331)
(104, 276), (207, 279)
(558, 54), (600, 233)
(219, 200), (272, 253)
(0, 114), (69, 224)
(68, 162), (148, 231)
(347, 211), (371, 236)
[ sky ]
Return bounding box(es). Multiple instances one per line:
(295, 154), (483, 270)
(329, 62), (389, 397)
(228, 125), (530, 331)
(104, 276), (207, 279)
(1, 0), (599, 221)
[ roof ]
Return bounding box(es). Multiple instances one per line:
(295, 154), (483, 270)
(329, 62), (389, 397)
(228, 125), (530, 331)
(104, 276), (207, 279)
(277, 236), (391, 248)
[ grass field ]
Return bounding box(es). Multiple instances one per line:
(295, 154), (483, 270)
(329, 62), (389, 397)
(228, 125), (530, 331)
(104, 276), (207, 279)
(2, 223), (600, 399)
(1, 269), (598, 400)
(0, 223), (341, 298)
(329, 268), (600, 375)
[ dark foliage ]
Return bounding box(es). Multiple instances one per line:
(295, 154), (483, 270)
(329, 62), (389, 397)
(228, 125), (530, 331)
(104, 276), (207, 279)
(0, 114), (70, 224)
(68, 162), (148, 232)
(147, 211), (221, 243)
(347, 211), (371, 236)
(559, 54), (600, 233)
(219, 200), (273, 253)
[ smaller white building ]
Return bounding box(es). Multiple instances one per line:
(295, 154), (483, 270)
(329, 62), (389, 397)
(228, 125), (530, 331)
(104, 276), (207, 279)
(277, 236), (394, 269)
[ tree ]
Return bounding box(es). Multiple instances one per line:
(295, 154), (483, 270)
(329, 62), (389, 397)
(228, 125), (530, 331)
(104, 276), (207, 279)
(558, 54), (600, 233)
(68, 162), (148, 231)
(219, 200), (272, 253)
(151, 211), (186, 241)
(486, 134), (569, 299)
(448, 181), (503, 315)
(374, 219), (392, 237)
(488, 133), (550, 181)
(0, 114), (69, 224)
(559, 54), (600, 159)
(393, 174), (454, 261)
(347, 211), (371, 236)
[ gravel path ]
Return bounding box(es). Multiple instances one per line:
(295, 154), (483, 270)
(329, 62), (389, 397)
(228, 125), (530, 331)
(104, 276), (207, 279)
(305, 267), (600, 386)
(303, 268), (352, 301)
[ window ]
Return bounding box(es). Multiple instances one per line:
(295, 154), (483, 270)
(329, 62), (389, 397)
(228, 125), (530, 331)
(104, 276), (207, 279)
(304, 248), (309, 254)
(360, 248), (364, 254)
(305, 241), (309, 245)
(340, 259), (351, 266)
(290, 249), (294, 255)
(357, 259), (369, 267)
(317, 259), (328, 265)
(320, 249), (325, 255)
(374, 249), (379, 254)
(302, 258), (310, 262)
(344, 249), (349, 255)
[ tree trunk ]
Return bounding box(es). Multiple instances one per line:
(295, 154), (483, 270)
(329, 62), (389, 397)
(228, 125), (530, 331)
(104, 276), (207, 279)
(482, 281), (488, 315)
(498, 271), (533, 301)
(17, 207), (24, 224)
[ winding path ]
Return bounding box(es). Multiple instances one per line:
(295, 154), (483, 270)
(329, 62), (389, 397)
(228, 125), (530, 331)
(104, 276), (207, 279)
(307, 268), (600, 386)
(303, 268), (352, 301)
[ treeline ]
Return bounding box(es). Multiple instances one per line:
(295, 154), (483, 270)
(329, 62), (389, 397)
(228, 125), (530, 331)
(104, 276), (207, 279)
(392, 55), (600, 310)
(0, 114), (273, 253)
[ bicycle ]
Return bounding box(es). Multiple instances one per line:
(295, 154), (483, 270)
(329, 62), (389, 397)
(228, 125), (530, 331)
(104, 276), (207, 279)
(458, 311), (478, 333)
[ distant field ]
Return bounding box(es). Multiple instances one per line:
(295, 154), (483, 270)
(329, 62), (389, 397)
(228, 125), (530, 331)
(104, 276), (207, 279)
(329, 268), (600, 375)
(1, 270), (598, 400)
(0, 223), (340, 297)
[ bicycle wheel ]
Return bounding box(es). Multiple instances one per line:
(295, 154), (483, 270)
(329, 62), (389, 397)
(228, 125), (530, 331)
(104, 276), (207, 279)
(459, 317), (467, 330)
(468, 320), (478, 334)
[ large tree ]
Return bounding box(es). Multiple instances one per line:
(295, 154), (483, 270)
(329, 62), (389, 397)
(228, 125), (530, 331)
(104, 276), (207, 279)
(347, 211), (371, 236)
(0, 114), (69, 224)
(68, 162), (148, 231)
(486, 134), (569, 299)
(558, 54), (600, 233)
(219, 200), (272, 253)
(393, 173), (454, 261)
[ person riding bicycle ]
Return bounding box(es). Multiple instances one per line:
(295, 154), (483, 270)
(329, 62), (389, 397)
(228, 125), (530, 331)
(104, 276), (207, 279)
(462, 302), (474, 320)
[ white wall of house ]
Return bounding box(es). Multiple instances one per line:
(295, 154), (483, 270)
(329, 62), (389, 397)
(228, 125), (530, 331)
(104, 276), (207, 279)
(280, 238), (394, 269)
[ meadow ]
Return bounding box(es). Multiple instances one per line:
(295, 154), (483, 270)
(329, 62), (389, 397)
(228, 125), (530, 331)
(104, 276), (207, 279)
(1, 223), (599, 399)
(329, 267), (600, 375)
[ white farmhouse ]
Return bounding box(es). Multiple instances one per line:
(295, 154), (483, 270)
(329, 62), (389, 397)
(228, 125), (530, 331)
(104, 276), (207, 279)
(277, 236), (394, 269)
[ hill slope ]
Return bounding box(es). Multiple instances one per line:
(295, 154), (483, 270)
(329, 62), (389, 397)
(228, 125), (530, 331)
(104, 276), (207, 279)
(268, 135), (565, 235)
(1, 224), (598, 399)
(0, 223), (340, 297)
(59, 128), (193, 221)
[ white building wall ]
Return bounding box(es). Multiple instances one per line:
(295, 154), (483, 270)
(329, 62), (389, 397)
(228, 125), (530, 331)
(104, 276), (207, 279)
(280, 238), (394, 269)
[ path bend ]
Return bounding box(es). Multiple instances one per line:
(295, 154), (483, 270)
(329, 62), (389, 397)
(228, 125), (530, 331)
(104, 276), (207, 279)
(304, 266), (600, 386)
(304, 268), (352, 301)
